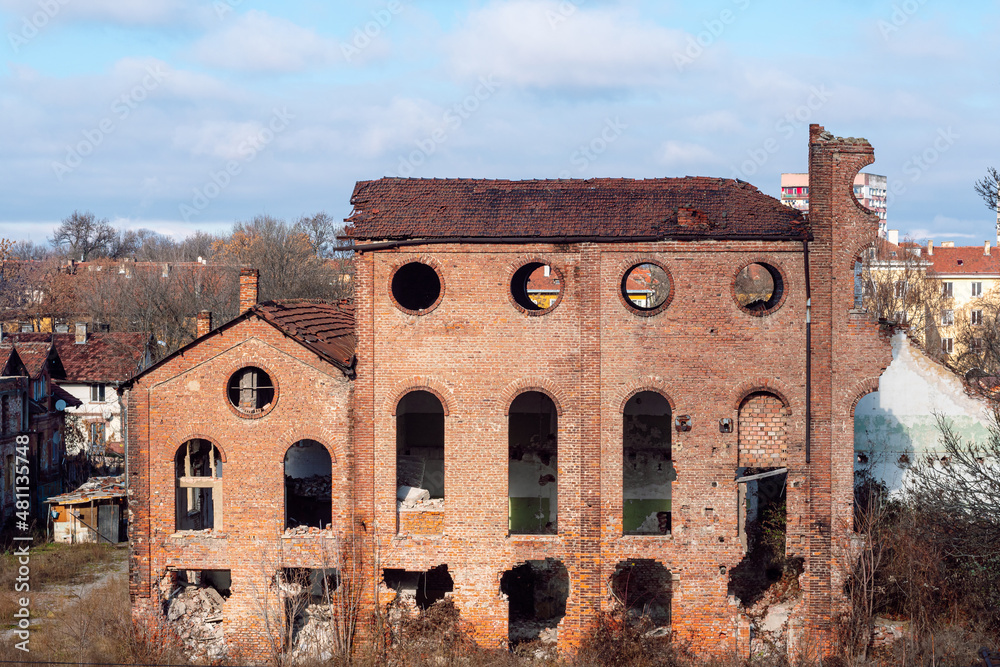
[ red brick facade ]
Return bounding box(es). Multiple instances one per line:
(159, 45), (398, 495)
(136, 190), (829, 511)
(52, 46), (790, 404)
(127, 126), (892, 661)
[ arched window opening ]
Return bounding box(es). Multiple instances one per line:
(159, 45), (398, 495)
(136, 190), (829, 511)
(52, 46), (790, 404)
(508, 391), (558, 535)
(396, 391), (445, 526)
(284, 439), (332, 531)
(501, 558), (569, 648)
(175, 439), (223, 531)
(623, 391), (674, 535)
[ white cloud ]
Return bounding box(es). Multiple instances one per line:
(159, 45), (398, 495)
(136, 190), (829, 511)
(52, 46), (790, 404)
(657, 140), (717, 168)
(190, 10), (341, 72)
(446, 1), (689, 89)
(172, 120), (270, 160)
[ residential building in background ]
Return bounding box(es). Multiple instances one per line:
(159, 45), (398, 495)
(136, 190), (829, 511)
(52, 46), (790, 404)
(781, 172), (887, 237)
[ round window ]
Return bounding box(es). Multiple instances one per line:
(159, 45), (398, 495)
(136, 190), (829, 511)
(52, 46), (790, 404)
(510, 262), (563, 313)
(391, 262), (442, 313)
(621, 263), (672, 314)
(227, 367), (275, 416)
(733, 262), (785, 315)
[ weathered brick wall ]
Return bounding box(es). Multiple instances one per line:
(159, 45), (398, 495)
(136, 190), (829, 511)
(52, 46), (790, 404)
(128, 314), (353, 656)
(738, 392), (789, 467)
(399, 509), (444, 535)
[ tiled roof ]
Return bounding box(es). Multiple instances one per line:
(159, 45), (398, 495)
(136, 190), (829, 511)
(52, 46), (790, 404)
(346, 177), (810, 241)
(0, 341), (52, 378)
(924, 246), (1000, 276)
(52, 383), (84, 408)
(10, 332), (149, 383)
(253, 300), (356, 372)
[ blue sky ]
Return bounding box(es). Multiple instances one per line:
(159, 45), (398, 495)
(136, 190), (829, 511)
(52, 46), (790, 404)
(1, 0), (997, 245)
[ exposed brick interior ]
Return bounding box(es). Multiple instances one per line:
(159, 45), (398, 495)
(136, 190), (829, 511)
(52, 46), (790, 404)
(738, 392), (789, 467)
(128, 126), (893, 662)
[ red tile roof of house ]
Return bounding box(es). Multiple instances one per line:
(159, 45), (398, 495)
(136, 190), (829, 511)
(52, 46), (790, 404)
(254, 300), (356, 372)
(0, 341), (53, 378)
(924, 246), (1000, 275)
(9, 332), (150, 383)
(346, 177), (809, 241)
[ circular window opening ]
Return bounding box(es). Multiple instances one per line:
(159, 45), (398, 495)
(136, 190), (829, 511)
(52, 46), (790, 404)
(622, 263), (671, 312)
(227, 367), (275, 416)
(391, 262), (441, 312)
(511, 262), (563, 312)
(734, 263), (784, 314)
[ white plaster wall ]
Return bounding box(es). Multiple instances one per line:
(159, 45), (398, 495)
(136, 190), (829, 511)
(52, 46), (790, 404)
(854, 331), (993, 489)
(60, 382), (123, 453)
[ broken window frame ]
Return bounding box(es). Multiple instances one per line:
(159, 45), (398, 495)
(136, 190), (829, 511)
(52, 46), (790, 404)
(175, 440), (223, 532)
(508, 391), (559, 535)
(622, 390), (673, 536)
(284, 439), (333, 531)
(226, 366), (276, 417)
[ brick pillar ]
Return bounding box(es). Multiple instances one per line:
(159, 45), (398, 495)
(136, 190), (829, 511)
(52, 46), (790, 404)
(239, 268), (259, 312)
(196, 311), (212, 338)
(802, 124), (890, 658)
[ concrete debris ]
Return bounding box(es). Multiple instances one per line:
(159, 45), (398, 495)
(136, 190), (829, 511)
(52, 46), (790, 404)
(164, 584), (227, 661)
(288, 603), (340, 663)
(283, 524), (333, 536)
(397, 497), (444, 511)
(644, 626), (671, 638)
(286, 474), (332, 499)
(397, 485), (430, 503)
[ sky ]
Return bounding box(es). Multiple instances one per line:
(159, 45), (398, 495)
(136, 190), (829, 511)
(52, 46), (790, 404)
(1, 0), (998, 246)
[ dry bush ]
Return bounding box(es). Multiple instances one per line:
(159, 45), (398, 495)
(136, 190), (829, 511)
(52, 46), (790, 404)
(574, 610), (687, 667)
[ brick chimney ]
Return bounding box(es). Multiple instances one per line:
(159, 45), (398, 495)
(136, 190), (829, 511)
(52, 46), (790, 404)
(927, 240), (933, 256)
(239, 268), (259, 312)
(196, 310), (212, 338)
(75, 322), (87, 344)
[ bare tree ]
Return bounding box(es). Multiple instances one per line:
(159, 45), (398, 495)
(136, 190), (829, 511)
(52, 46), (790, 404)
(974, 167), (1000, 213)
(50, 211), (118, 261)
(294, 211), (341, 259)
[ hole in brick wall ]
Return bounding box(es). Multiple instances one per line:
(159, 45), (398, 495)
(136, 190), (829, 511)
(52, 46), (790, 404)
(621, 263), (671, 312)
(396, 391), (445, 519)
(508, 391), (558, 535)
(227, 366), (274, 415)
(501, 558), (569, 647)
(162, 569), (230, 661)
(610, 559), (673, 629)
(391, 262), (441, 312)
(729, 468), (801, 608)
(623, 391), (674, 536)
(278, 567), (341, 659)
(511, 262), (562, 311)
(174, 440), (222, 532)
(383, 564), (454, 611)
(284, 440), (332, 531)
(737, 392), (788, 467)
(734, 262), (784, 314)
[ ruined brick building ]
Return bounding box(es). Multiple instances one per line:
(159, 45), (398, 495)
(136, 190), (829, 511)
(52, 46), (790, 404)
(125, 125), (891, 660)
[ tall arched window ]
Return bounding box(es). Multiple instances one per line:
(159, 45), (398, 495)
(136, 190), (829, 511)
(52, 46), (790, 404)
(396, 391), (445, 504)
(623, 391), (674, 535)
(175, 439), (223, 531)
(508, 391), (558, 535)
(284, 439), (332, 530)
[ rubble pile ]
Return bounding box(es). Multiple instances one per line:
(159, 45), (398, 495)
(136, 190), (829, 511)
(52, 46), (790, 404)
(396, 485), (444, 510)
(288, 603), (340, 663)
(286, 474), (332, 499)
(164, 583), (227, 661)
(283, 524), (332, 536)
